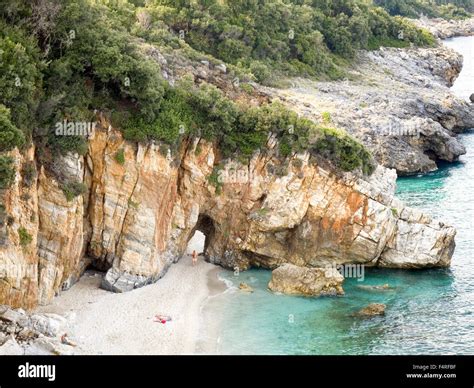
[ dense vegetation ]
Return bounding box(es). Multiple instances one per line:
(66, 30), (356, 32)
(0, 0), (464, 189)
(143, 0), (436, 83)
(375, 0), (473, 19)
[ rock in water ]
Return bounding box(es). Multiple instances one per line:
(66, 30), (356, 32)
(356, 303), (386, 317)
(268, 264), (344, 297)
(239, 283), (254, 293)
(357, 284), (391, 291)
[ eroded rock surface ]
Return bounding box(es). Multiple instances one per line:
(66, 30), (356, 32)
(0, 305), (74, 355)
(1, 33), (468, 309)
(268, 264), (344, 296)
(0, 119), (457, 308)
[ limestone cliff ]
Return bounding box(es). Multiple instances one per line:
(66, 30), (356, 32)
(0, 119), (456, 308)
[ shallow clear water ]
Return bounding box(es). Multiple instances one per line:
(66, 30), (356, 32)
(205, 37), (474, 355)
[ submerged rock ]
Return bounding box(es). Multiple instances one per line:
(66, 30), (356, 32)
(239, 283), (254, 293)
(357, 284), (392, 291)
(268, 264), (344, 297)
(356, 303), (386, 317)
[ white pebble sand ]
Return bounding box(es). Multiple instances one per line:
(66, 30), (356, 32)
(36, 232), (225, 355)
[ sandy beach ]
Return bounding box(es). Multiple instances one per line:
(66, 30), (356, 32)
(36, 233), (226, 355)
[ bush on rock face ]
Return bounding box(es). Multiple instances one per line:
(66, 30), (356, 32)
(0, 105), (25, 152)
(0, 156), (16, 189)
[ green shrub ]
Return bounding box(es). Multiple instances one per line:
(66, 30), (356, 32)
(61, 181), (87, 202)
(195, 144), (202, 156)
(249, 61), (273, 85)
(18, 227), (32, 247)
(279, 140), (292, 158)
(47, 131), (89, 156)
(21, 161), (36, 187)
(114, 148), (126, 165)
(321, 112), (332, 124)
(375, 0), (471, 20)
(291, 158), (304, 169)
(143, 0), (436, 80)
(208, 166), (223, 195)
(0, 155), (16, 189)
(115, 78), (374, 175)
(0, 105), (25, 152)
(0, 23), (43, 132)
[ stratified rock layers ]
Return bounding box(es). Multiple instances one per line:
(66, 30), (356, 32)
(0, 121), (456, 308)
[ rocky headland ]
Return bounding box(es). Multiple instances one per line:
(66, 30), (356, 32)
(262, 42), (473, 175)
(0, 19), (470, 314)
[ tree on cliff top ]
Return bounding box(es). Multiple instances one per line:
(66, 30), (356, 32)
(0, 0), (440, 179)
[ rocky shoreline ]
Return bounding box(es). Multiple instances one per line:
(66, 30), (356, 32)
(262, 42), (473, 176)
(0, 304), (75, 355)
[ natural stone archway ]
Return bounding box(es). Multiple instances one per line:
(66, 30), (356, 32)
(191, 215), (215, 257)
(0, 125), (457, 308)
(185, 230), (205, 256)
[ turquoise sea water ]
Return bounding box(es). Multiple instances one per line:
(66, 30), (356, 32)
(205, 38), (474, 355)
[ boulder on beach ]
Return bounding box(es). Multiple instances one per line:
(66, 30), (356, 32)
(356, 303), (386, 317)
(0, 337), (24, 355)
(0, 305), (75, 355)
(268, 263), (344, 297)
